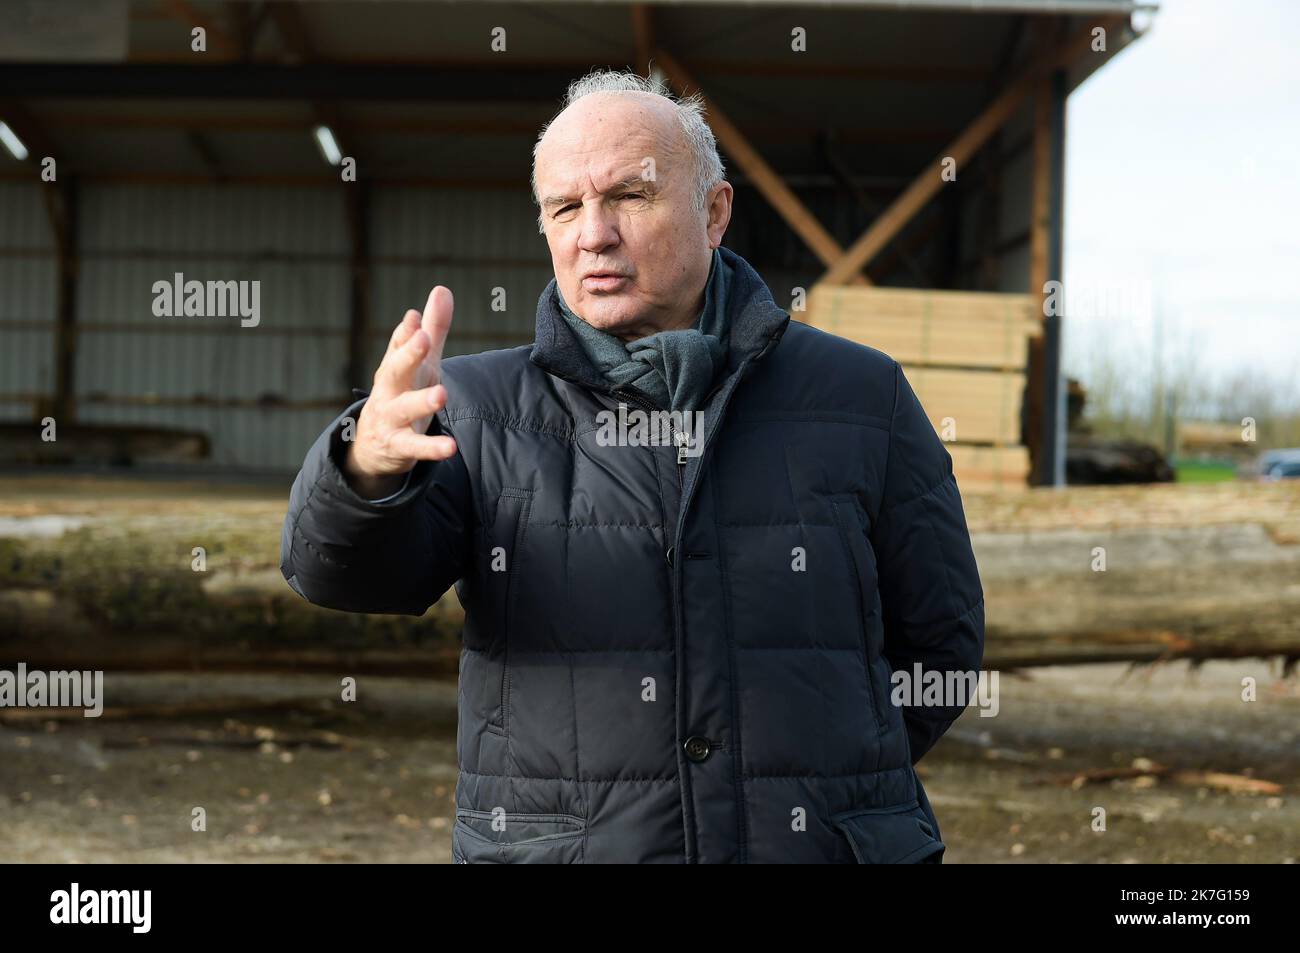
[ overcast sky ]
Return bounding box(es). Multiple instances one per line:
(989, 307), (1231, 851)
(1064, 0), (1299, 399)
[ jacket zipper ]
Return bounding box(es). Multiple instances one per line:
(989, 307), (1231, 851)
(591, 326), (784, 863)
(663, 329), (783, 864)
(677, 332), (780, 508)
(612, 387), (688, 492)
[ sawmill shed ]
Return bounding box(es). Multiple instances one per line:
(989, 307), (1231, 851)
(0, 0), (1153, 486)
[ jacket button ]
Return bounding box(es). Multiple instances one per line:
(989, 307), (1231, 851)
(683, 736), (711, 762)
(665, 546), (675, 567)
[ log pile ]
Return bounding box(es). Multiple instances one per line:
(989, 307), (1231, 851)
(0, 477), (463, 677)
(968, 481), (1300, 668)
(2, 478), (1299, 675)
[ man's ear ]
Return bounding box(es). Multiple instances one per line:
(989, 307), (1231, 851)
(706, 181), (733, 246)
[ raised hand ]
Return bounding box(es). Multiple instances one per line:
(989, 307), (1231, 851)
(343, 286), (458, 499)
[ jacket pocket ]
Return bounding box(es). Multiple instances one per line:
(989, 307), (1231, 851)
(452, 809), (587, 864)
(829, 495), (887, 735)
(491, 488), (534, 736)
(829, 799), (945, 864)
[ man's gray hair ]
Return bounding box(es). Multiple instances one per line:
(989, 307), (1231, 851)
(531, 68), (726, 233)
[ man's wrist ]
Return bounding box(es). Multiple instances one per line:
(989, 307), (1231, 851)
(342, 445), (406, 500)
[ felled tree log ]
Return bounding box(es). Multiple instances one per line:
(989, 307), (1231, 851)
(975, 520), (1300, 668)
(3, 477), (1299, 674)
(0, 500), (466, 676)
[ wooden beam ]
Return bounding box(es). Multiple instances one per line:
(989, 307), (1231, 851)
(818, 17), (1123, 286)
(0, 63), (575, 101)
(652, 46), (867, 285)
(671, 59), (989, 84)
(1024, 73), (1051, 486)
(118, 50), (989, 84)
(15, 101), (78, 426)
(51, 177), (80, 425)
(345, 182), (371, 390)
(158, 0), (239, 60)
(39, 113), (542, 135)
(818, 131), (929, 286)
(34, 110), (958, 149)
(0, 170), (528, 188)
(1029, 81), (1052, 302)
(1035, 67), (1069, 487)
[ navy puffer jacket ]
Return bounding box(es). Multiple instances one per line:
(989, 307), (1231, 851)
(281, 246), (985, 863)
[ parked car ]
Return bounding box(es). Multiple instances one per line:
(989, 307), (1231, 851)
(1264, 458), (1300, 480)
(1256, 448), (1300, 480)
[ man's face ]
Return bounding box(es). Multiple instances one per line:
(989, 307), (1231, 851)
(534, 91), (731, 342)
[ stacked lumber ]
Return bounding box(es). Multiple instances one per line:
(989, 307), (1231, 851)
(1177, 419), (1252, 458)
(804, 285), (1040, 488)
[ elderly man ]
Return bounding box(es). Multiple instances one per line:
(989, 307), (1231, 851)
(281, 70), (984, 864)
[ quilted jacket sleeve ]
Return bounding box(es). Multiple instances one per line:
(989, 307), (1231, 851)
(279, 392), (473, 616)
(869, 361), (986, 763)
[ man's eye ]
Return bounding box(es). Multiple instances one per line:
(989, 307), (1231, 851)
(553, 193), (642, 217)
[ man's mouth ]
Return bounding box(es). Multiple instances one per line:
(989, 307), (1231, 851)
(581, 272), (631, 293)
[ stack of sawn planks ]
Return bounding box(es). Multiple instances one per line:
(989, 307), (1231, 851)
(805, 285), (1040, 489)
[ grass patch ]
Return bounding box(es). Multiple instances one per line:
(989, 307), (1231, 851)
(1174, 459), (1239, 483)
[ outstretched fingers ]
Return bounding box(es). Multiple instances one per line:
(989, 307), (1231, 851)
(353, 294), (459, 479)
(387, 384), (448, 429)
(385, 309), (422, 360)
(373, 320), (432, 399)
(388, 429), (458, 462)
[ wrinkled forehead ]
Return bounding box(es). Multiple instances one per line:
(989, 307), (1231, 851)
(536, 94), (685, 196)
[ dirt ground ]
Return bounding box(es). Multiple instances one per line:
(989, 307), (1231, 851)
(2, 474), (1296, 862)
(1, 659), (1295, 863)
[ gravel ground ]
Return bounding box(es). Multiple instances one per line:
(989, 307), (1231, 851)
(1, 660), (1294, 863)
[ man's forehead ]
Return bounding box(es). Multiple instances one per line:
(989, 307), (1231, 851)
(545, 90), (676, 144)
(539, 156), (660, 198)
(537, 94), (682, 195)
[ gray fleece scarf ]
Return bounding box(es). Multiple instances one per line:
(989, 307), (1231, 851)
(554, 247), (733, 413)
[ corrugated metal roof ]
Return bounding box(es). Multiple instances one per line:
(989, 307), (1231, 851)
(0, 2), (1152, 184)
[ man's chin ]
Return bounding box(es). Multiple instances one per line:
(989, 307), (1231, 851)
(579, 301), (642, 336)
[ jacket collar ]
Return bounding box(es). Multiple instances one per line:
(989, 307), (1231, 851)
(529, 245), (790, 394)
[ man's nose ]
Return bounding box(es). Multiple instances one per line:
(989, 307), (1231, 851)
(577, 203), (619, 253)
